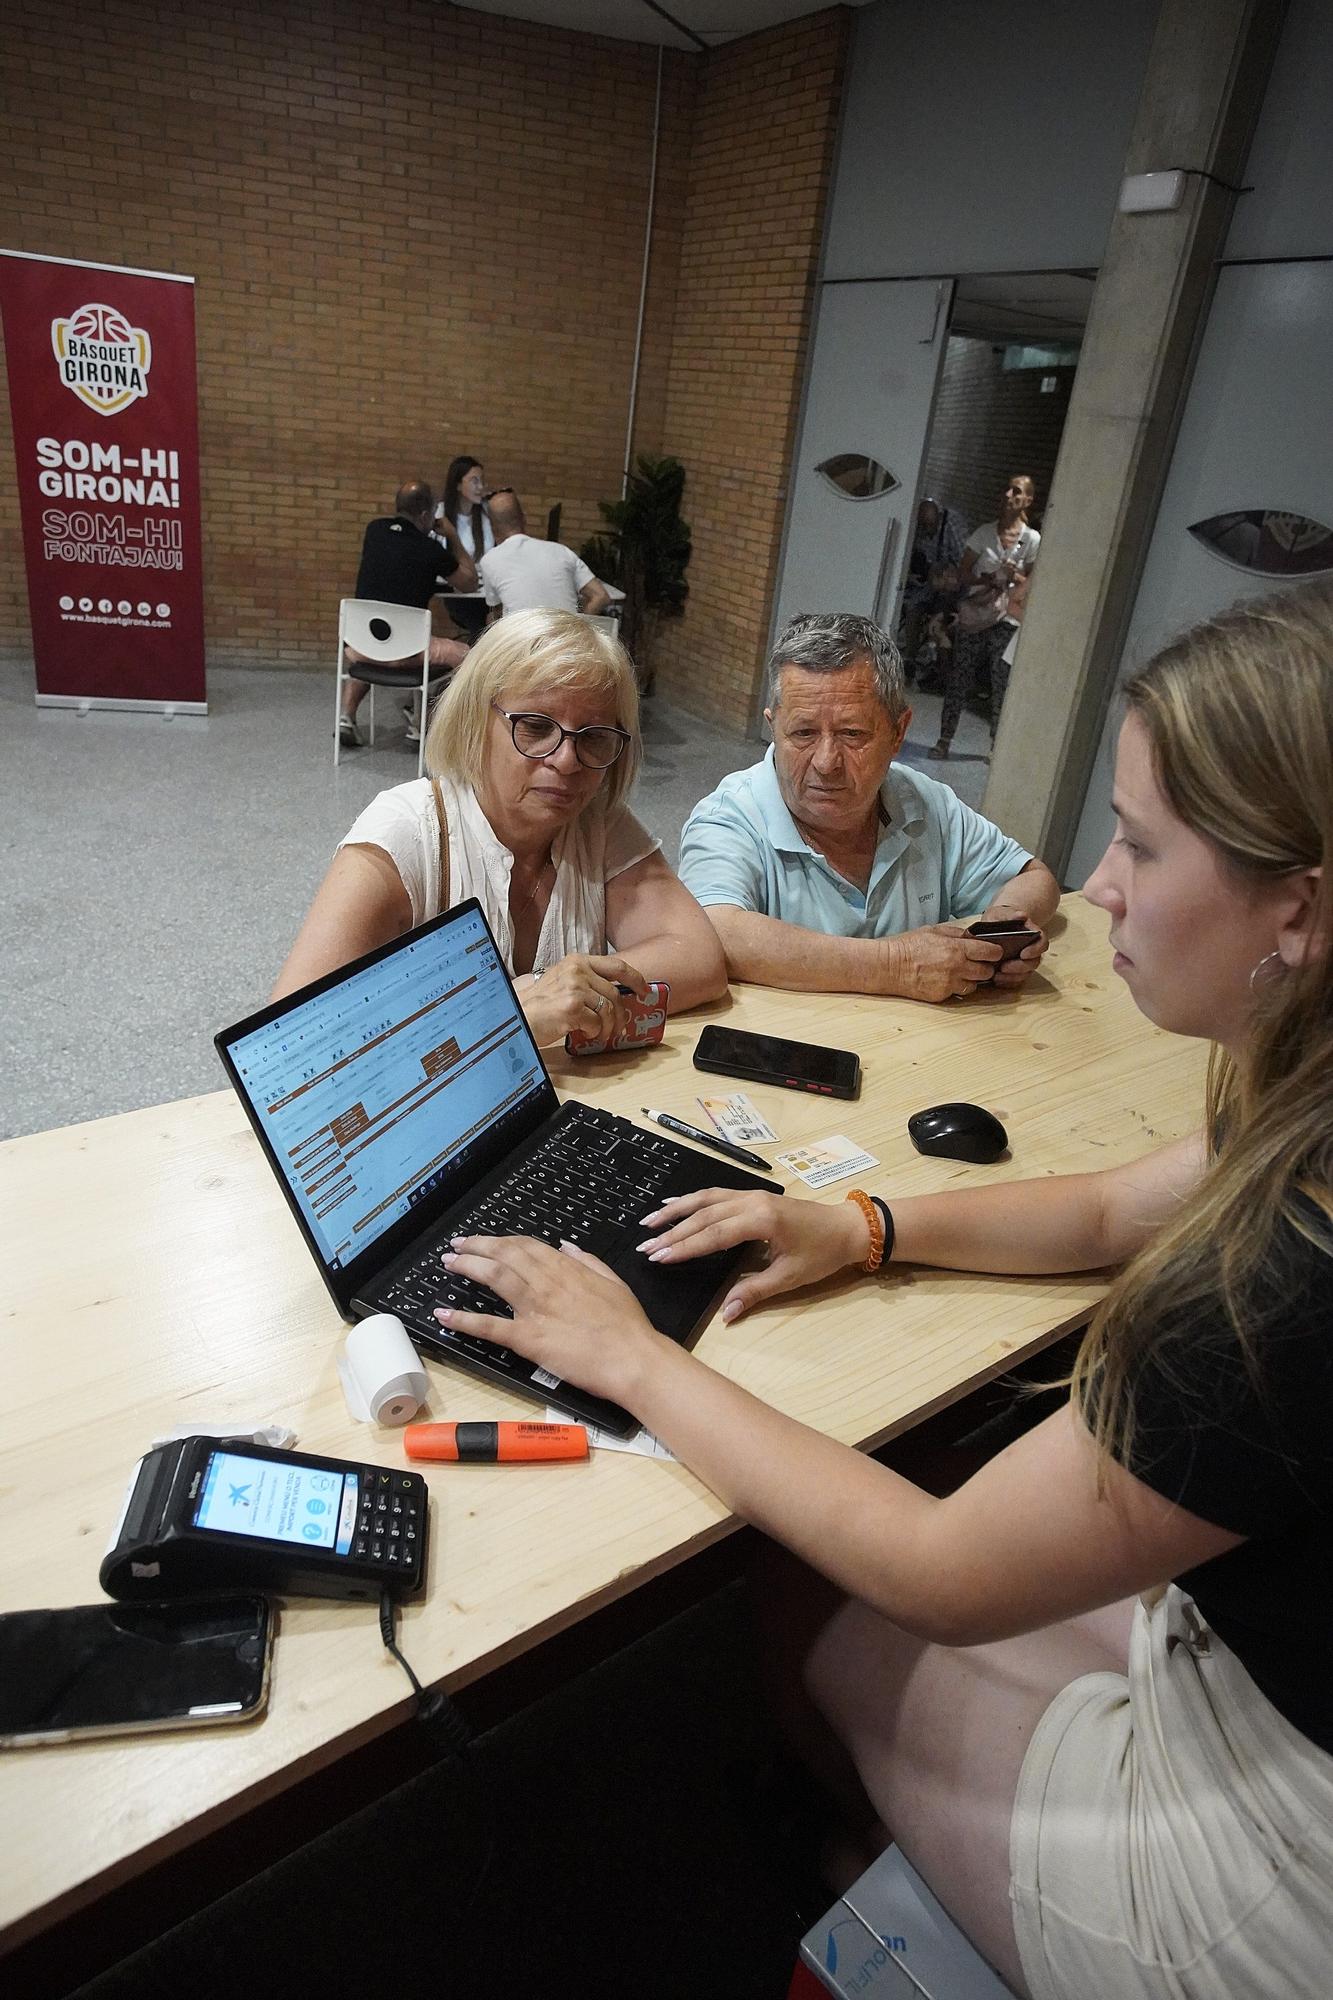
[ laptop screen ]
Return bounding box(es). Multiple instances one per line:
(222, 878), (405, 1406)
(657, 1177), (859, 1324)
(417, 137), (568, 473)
(222, 904), (548, 1273)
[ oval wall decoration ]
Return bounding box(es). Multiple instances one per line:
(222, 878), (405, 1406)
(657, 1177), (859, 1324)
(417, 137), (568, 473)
(815, 454), (898, 501)
(1188, 509), (1333, 577)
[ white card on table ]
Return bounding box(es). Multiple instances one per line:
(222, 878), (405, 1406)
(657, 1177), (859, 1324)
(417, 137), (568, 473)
(775, 1134), (879, 1190)
(696, 1091), (778, 1145)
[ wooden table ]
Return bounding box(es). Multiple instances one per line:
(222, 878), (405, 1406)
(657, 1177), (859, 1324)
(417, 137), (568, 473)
(0, 896), (1205, 1950)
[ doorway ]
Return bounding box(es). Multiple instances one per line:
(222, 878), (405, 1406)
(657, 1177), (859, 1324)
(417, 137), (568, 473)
(900, 271), (1091, 804)
(768, 270), (1092, 808)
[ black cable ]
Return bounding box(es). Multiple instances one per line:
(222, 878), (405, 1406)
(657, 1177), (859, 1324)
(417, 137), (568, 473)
(379, 1588), (426, 1693)
(379, 1588), (475, 1757)
(1172, 166), (1254, 196)
(377, 1590), (498, 1929)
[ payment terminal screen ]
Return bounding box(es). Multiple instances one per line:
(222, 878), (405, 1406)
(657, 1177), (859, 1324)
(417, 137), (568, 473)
(223, 905), (546, 1271)
(194, 1451), (357, 1556)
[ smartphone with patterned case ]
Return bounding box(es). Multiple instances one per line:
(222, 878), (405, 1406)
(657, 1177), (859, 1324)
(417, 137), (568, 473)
(566, 981), (670, 1056)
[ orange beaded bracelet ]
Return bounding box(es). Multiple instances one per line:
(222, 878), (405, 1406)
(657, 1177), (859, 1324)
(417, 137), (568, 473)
(844, 1188), (885, 1272)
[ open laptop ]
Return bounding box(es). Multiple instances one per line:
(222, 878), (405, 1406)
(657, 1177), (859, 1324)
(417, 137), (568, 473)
(216, 901), (780, 1437)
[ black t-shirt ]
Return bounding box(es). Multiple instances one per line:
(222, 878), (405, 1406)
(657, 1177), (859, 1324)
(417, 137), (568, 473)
(1103, 1204), (1333, 1751)
(354, 516), (458, 608)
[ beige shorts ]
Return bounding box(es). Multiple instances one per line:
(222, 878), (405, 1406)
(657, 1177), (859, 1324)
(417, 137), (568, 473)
(1010, 1583), (1333, 1999)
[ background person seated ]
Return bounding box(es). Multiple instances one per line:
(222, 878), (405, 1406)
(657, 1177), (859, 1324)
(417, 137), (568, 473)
(340, 478), (477, 748)
(678, 611), (1059, 1002)
(278, 609), (726, 1046)
(434, 453), (493, 644)
(899, 495), (968, 681)
(437, 453), (495, 563)
(478, 489), (611, 621)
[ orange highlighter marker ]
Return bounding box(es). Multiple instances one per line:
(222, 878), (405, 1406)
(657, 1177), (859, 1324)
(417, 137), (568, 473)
(404, 1420), (588, 1463)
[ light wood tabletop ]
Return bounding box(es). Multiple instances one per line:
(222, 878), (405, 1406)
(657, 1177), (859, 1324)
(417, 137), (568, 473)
(0, 894), (1206, 1948)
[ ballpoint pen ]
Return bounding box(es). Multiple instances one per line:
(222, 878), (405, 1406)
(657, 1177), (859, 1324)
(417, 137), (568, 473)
(641, 1107), (772, 1173)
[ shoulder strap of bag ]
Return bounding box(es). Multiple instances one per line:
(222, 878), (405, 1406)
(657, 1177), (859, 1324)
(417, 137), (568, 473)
(429, 775), (451, 915)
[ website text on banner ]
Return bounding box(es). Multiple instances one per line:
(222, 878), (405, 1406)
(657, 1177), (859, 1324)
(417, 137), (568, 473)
(0, 250), (206, 710)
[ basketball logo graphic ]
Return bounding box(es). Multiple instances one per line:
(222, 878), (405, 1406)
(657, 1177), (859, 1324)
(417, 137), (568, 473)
(51, 301), (152, 415)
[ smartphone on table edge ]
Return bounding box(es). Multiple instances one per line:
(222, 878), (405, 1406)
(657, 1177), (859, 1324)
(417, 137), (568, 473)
(0, 1594), (272, 1747)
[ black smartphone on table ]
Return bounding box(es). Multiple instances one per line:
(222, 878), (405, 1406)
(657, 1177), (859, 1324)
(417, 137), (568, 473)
(0, 1595), (272, 1747)
(694, 1024), (861, 1100)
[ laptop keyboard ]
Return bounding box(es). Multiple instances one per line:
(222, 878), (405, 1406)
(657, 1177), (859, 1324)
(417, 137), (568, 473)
(372, 1105), (678, 1364)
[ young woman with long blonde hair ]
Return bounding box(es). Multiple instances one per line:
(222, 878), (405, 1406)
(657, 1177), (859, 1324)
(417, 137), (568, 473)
(432, 583), (1333, 1998)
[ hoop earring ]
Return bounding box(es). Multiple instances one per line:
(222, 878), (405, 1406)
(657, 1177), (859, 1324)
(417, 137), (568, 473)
(1249, 950), (1286, 994)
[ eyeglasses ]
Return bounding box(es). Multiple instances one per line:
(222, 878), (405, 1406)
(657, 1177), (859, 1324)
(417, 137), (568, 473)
(492, 703), (630, 770)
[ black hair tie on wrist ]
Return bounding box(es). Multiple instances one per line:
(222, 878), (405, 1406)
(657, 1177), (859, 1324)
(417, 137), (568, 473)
(870, 1197), (895, 1268)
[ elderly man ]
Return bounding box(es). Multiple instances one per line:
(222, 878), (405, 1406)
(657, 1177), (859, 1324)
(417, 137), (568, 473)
(478, 489), (612, 620)
(678, 613), (1059, 1002)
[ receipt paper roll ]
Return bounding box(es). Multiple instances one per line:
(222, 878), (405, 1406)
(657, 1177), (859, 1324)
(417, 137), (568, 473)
(337, 1314), (430, 1426)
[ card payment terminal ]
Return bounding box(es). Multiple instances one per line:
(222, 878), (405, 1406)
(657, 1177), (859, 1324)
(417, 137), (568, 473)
(101, 1436), (429, 1602)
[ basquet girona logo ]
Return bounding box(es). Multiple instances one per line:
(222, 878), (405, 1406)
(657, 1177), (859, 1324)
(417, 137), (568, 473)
(50, 301), (153, 415)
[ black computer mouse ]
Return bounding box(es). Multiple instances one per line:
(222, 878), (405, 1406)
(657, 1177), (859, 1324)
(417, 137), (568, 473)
(908, 1102), (1009, 1164)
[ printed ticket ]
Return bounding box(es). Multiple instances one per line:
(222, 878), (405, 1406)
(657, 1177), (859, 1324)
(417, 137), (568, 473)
(696, 1091), (778, 1145)
(545, 1409), (676, 1460)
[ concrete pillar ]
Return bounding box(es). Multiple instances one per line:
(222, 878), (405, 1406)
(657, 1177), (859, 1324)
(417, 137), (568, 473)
(982, 0), (1285, 875)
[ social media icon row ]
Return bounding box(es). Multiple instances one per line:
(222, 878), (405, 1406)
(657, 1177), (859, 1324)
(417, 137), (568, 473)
(59, 595), (171, 617)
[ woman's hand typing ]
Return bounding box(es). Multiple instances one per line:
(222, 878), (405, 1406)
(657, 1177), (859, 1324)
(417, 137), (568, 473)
(433, 1236), (666, 1410)
(636, 1188), (872, 1321)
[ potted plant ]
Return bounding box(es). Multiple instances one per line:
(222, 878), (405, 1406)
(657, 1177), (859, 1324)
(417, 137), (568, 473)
(580, 454), (691, 692)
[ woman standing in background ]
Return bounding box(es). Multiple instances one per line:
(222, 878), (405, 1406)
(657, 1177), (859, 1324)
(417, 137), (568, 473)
(931, 473), (1040, 759)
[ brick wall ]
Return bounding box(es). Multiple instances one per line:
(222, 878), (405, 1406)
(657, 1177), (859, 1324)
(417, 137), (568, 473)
(0, 0), (845, 722)
(0, 0), (690, 667)
(921, 335), (1077, 536)
(652, 9), (850, 729)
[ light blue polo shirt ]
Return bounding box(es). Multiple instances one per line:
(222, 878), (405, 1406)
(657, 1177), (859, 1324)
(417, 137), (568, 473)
(678, 749), (1033, 936)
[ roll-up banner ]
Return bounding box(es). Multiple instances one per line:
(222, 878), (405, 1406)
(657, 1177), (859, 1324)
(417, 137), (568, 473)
(0, 249), (206, 711)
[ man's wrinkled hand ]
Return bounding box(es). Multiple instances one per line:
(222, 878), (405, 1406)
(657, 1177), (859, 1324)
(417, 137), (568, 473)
(883, 923), (1004, 1002)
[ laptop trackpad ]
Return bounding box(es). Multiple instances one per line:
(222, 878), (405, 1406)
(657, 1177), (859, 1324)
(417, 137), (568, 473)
(610, 1239), (744, 1340)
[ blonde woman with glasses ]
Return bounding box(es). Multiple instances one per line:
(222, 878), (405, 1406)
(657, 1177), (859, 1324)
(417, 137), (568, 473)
(427, 584), (1333, 1998)
(274, 610), (726, 1046)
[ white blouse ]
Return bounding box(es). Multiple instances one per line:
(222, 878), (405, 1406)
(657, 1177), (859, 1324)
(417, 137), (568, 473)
(434, 505), (495, 560)
(338, 774), (660, 973)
